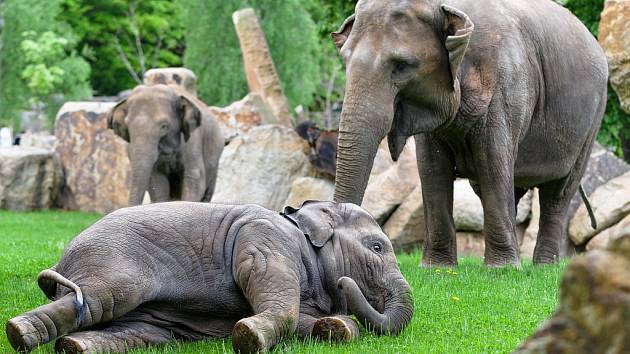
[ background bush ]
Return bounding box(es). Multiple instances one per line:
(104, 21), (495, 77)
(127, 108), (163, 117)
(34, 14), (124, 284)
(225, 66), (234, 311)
(0, 0), (91, 129)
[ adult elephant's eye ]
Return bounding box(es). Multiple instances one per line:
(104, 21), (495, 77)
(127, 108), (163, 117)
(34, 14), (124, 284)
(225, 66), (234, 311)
(373, 242), (383, 253)
(391, 58), (419, 79)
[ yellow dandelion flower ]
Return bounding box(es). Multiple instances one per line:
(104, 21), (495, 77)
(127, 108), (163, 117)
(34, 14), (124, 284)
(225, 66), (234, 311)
(451, 296), (461, 301)
(452, 272), (458, 276)
(435, 268), (441, 273)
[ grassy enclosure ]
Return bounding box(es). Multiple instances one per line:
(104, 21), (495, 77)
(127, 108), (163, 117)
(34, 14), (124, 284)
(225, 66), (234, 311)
(0, 211), (564, 354)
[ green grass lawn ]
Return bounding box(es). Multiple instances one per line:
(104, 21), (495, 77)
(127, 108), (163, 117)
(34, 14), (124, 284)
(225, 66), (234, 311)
(0, 211), (564, 353)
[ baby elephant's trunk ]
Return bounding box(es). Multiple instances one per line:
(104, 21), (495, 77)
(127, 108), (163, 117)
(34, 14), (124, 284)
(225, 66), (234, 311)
(5, 270), (86, 352)
(338, 276), (414, 335)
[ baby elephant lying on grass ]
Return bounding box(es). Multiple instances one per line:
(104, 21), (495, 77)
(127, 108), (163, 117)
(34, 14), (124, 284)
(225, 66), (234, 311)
(6, 201), (413, 353)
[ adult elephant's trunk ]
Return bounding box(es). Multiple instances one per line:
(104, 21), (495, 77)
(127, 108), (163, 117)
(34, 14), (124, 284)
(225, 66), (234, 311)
(337, 276), (413, 335)
(333, 81), (394, 205)
(128, 140), (158, 206)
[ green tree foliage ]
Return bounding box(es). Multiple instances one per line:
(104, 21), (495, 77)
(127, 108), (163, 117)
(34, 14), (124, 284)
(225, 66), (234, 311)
(0, 0), (90, 129)
(20, 31), (91, 127)
(564, 0), (630, 157)
(59, 0), (184, 96)
(183, 0), (322, 110)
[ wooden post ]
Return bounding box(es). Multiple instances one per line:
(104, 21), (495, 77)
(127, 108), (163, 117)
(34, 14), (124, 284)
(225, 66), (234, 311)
(232, 8), (293, 127)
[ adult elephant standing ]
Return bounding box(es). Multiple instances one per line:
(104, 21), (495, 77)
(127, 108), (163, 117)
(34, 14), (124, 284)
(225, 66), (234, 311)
(332, 0), (608, 266)
(107, 85), (224, 206)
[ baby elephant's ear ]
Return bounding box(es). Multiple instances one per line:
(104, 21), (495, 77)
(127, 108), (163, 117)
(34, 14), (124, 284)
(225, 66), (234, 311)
(281, 201), (335, 248)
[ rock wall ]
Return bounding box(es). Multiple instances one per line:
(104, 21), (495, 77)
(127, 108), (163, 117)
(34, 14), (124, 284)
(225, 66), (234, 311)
(599, 0), (630, 114)
(55, 102), (131, 214)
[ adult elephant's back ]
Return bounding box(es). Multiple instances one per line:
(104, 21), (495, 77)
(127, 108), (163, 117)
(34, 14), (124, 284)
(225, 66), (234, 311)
(455, 0), (608, 186)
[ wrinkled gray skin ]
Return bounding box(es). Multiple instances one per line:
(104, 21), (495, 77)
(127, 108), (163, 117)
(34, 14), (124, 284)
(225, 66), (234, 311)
(107, 85), (224, 206)
(6, 201), (413, 353)
(332, 0), (608, 266)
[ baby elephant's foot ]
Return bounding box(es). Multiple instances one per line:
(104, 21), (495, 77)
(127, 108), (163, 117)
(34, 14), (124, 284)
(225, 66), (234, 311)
(6, 317), (41, 353)
(54, 336), (88, 353)
(312, 316), (359, 343)
(232, 318), (267, 354)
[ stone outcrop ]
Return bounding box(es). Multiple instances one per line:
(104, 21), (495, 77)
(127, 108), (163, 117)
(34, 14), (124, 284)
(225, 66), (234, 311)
(232, 8), (293, 127)
(569, 171), (630, 245)
(586, 213), (630, 251)
(210, 93), (279, 142)
(457, 232), (485, 257)
(599, 0), (630, 114)
(361, 138), (419, 224)
(453, 180), (532, 232)
(284, 177), (334, 208)
(514, 231), (630, 354)
(55, 102), (131, 214)
(0, 147), (61, 211)
(143, 68), (197, 96)
(212, 125), (311, 211)
(521, 189), (540, 258)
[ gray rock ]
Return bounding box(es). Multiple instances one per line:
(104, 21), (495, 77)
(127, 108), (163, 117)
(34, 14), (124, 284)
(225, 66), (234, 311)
(213, 125), (312, 211)
(0, 147), (61, 211)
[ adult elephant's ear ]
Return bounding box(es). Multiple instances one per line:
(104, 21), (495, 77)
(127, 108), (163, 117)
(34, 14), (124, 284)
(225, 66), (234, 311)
(332, 14), (355, 50)
(281, 201), (335, 247)
(180, 95), (201, 142)
(106, 99), (129, 142)
(441, 4), (474, 90)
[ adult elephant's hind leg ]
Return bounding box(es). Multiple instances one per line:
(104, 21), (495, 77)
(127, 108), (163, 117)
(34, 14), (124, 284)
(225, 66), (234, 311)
(54, 321), (175, 354)
(534, 130), (599, 264)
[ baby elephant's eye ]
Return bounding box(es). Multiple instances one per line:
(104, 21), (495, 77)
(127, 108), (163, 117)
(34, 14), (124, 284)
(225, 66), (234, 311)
(372, 242), (383, 253)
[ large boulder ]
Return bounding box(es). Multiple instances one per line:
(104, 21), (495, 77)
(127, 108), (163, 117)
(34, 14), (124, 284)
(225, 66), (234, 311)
(599, 0), (630, 114)
(569, 171), (630, 246)
(210, 93), (279, 142)
(284, 177), (334, 208)
(513, 231), (630, 354)
(0, 147), (61, 211)
(212, 125), (311, 211)
(55, 102), (131, 214)
(383, 185), (425, 252)
(143, 68), (197, 96)
(361, 138), (419, 223)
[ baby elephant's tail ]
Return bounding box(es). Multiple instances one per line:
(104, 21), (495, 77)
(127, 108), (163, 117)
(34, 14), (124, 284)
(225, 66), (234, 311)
(579, 184), (597, 230)
(37, 269), (86, 325)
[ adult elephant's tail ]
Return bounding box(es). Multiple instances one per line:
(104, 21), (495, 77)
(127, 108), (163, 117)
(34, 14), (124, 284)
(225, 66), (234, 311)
(579, 184), (597, 230)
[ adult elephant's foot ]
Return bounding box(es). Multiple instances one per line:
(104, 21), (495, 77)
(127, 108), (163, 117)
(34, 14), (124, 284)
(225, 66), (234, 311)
(420, 252), (458, 268)
(484, 251), (521, 267)
(532, 248), (560, 265)
(6, 317), (41, 353)
(232, 318), (267, 354)
(312, 316), (359, 343)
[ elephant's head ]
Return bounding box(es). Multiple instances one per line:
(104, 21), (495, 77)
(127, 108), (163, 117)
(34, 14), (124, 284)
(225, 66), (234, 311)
(106, 85), (202, 205)
(332, 0), (474, 204)
(282, 201), (413, 335)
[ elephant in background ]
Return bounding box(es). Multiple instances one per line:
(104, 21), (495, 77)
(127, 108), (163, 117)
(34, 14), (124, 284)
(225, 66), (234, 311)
(107, 85), (224, 206)
(331, 0), (608, 266)
(6, 201), (413, 353)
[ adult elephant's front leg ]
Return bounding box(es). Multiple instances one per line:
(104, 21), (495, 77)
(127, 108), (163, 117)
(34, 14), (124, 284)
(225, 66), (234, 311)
(472, 130), (520, 267)
(415, 134), (457, 267)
